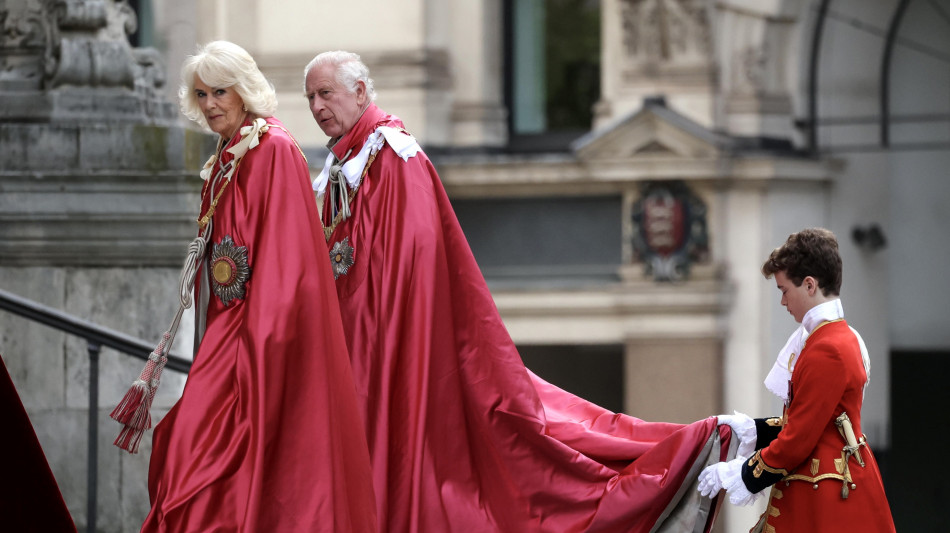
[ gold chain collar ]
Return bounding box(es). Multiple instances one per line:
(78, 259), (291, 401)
(197, 120), (307, 231)
(322, 146), (381, 241)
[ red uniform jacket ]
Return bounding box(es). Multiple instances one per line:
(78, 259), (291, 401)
(745, 320), (895, 532)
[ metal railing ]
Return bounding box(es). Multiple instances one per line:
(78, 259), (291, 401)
(0, 287), (191, 533)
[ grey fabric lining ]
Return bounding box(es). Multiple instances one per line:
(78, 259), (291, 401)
(651, 428), (740, 533)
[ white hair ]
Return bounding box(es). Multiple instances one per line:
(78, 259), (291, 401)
(303, 50), (376, 102)
(178, 41), (278, 129)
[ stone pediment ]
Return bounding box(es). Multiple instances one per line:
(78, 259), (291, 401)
(572, 98), (729, 162)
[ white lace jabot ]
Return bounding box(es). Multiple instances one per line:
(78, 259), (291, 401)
(763, 299), (870, 401)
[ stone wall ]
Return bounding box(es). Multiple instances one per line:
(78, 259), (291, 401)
(0, 0), (212, 529)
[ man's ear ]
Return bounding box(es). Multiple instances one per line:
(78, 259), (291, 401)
(803, 275), (819, 296)
(355, 80), (367, 106)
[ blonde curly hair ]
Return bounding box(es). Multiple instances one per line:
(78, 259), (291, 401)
(178, 41), (277, 130)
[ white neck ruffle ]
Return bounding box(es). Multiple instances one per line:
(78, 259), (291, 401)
(312, 126), (421, 196)
(763, 299), (870, 401)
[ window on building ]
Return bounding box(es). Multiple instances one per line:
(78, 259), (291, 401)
(127, 0), (155, 48)
(519, 344), (624, 413)
(504, 0), (601, 151)
(453, 195), (622, 286)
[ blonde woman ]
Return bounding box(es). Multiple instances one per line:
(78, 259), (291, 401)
(125, 41), (375, 532)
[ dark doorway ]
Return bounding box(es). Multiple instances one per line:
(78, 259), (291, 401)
(518, 344), (624, 413)
(888, 349), (949, 531)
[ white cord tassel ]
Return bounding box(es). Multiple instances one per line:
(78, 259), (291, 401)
(110, 232), (210, 453)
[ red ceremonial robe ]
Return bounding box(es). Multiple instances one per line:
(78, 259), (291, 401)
(0, 354), (76, 533)
(321, 104), (733, 533)
(143, 117), (376, 532)
(753, 320), (895, 532)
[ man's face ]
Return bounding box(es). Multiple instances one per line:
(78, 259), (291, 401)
(305, 63), (366, 139)
(774, 271), (811, 323)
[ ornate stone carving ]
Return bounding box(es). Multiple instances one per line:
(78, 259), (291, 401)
(620, 0), (710, 65)
(620, 0), (711, 65)
(51, 0), (138, 89)
(53, 0), (108, 30)
(0, 0), (152, 91)
(0, 0), (56, 90)
(53, 38), (135, 87)
(737, 43), (768, 93)
(0, 0), (173, 121)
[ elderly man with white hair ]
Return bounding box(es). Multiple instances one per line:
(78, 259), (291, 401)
(304, 50), (735, 533)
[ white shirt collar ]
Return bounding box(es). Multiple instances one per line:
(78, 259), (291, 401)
(802, 298), (844, 334)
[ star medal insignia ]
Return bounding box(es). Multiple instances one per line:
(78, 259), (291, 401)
(210, 235), (251, 305)
(330, 237), (355, 280)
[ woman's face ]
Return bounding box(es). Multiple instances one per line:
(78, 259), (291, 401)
(194, 76), (247, 140)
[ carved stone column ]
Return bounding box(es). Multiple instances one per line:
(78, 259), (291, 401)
(0, 1), (208, 530)
(597, 0), (716, 129)
(0, 0), (211, 264)
(0, 0), (177, 121)
(716, 1), (797, 140)
(447, 0), (508, 148)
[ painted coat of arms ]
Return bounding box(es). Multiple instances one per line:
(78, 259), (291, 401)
(631, 181), (709, 281)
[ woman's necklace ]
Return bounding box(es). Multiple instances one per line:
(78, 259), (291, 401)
(196, 118), (305, 232)
(197, 153), (235, 232)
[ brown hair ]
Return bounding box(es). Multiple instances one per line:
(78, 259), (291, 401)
(762, 228), (842, 296)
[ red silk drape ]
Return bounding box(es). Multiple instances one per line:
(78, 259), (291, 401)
(323, 104), (731, 533)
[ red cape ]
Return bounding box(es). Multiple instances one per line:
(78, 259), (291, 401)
(142, 117), (376, 532)
(0, 354), (76, 532)
(322, 104), (732, 532)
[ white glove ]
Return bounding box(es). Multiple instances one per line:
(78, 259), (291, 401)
(697, 461), (727, 497)
(716, 411), (756, 458)
(698, 456), (763, 507)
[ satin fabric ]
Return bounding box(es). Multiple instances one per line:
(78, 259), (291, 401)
(143, 117), (377, 532)
(322, 104), (732, 533)
(757, 321), (895, 531)
(0, 355), (76, 532)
